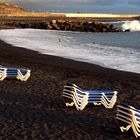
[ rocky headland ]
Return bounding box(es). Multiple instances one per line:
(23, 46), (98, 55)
(0, 3), (24, 14)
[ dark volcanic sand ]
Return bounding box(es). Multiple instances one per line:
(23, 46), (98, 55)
(0, 39), (140, 139)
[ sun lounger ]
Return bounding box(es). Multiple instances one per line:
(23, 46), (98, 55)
(116, 104), (140, 138)
(63, 83), (117, 110)
(0, 65), (31, 81)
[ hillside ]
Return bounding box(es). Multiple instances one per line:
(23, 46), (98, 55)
(0, 3), (25, 14)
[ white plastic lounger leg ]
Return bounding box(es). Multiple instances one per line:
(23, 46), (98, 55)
(100, 92), (117, 108)
(78, 94), (89, 110)
(63, 90), (86, 110)
(101, 93), (117, 108)
(63, 88), (89, 110)
(73, 95), (88, 110)
(116, 104), (140, 138)
(16, 69), (31, 81)
(131, 120), (140, 138)
(0, 68), (7, 81)
(72, 92), (88, 110)
(131, 111), (140, 137)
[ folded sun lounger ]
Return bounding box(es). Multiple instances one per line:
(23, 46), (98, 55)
(116, 104), (140, 138)
(0, 65), (31, 81)
(63, 83), (117, 110)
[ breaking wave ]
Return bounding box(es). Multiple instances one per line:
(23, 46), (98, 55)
(122, 20), (140, 31)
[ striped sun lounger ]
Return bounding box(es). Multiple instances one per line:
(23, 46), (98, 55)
(63, 83), (117, 110)
(0, 65), (31, 81)
(116, 104), (140, 138)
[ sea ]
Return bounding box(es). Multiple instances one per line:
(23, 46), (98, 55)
(0, 21), (140, 74)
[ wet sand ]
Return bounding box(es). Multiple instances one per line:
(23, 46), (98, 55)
(0, 39), (140, 139)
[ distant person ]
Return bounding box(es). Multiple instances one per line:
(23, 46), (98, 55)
(59, 38), (61, 42)
(59, 38), (61, 47)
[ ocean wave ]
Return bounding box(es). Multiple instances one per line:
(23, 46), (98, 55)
(122, 20), (140, 31)
(0, 29), (140, 74)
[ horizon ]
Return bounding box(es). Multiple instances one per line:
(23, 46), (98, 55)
(1, 0), (140, 14)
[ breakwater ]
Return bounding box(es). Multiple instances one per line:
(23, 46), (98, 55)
(1, 18), (123, 32)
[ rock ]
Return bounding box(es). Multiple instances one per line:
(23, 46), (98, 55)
(51, 20), (56, 24)
(52, 23), (60, 30)
(47, 24), (53, 29)
(57, 20), (65, 24)
(125, 29), (130, 32)
(59, 24), (65, 30)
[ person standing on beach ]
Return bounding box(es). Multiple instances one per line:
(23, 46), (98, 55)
(59, 38), (61, 43)
(59, 38), (61, 47)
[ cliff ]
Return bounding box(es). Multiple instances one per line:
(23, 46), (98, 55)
(0, 3), (25, 14)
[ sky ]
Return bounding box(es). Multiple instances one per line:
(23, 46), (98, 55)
(1, 0), (140, 14)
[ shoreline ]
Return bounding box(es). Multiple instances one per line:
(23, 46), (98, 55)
(0, 39), (140, 139)
(0, 39), (140, 80)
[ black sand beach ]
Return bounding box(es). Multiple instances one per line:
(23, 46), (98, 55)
(0, 39), (140, 139)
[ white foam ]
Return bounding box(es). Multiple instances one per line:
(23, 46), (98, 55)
(0, 29), (140, 74)
(122, 20), (140, 31)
